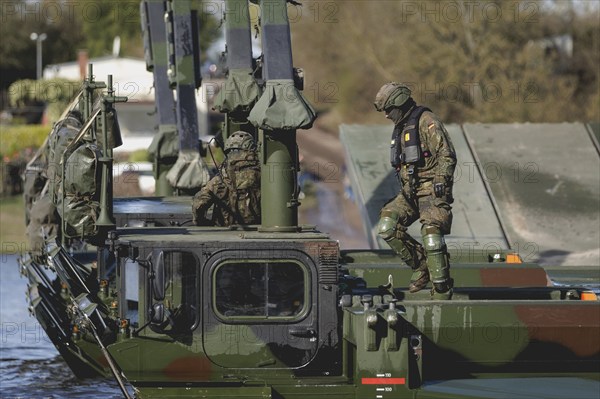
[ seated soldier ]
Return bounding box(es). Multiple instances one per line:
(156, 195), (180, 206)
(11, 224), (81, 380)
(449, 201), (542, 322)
(192, 131), (260, 226)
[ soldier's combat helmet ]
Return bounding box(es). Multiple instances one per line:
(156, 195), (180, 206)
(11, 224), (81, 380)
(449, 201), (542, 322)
(224, 131), (256, 153)
(374, 82), (412, 112)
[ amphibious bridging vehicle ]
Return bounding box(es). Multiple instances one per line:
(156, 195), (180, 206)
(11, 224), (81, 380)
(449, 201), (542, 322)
(19, 1), (599, 398)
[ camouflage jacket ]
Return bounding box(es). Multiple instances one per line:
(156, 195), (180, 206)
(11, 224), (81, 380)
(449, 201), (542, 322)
(397, 110), (456, 197)
(192, 151), (261, 226)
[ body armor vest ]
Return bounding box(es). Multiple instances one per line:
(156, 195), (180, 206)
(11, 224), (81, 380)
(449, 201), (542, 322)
(390, 106), (430, 168)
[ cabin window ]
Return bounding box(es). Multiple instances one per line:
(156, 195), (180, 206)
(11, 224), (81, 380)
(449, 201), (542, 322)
(214, 261), (306, 319)
(124, 259), (140, 326)
(154, 250), (199, 330)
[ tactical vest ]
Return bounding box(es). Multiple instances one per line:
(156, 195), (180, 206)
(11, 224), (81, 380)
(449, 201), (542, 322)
(390, 106), (430, 168)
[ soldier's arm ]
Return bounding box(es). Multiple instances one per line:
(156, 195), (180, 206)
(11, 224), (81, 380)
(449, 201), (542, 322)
(192, 179), (217, 225)
(422, 113), (457, 185)
(420, 113), (456, 201)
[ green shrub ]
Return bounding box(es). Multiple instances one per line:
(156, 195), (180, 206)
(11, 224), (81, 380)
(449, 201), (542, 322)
(0, 124), (49, 157)
(8, 78), (80, 125)
(128, 149), (150, 163)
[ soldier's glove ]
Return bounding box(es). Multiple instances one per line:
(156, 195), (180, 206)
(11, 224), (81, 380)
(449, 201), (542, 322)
(434, 182), (445, 198)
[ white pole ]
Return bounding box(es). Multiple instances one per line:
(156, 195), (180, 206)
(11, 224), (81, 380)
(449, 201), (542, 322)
(30, 32), (47, 80)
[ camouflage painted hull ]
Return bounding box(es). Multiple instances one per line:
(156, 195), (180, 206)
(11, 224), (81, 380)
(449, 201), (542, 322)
(21, 224), (599, 398)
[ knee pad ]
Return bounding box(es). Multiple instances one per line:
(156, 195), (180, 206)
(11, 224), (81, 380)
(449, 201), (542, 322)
(422, 225), (450, 283)
(422, 225), (445, 252)
(377, 212), (399, 241)
(423, 234), (445, 252)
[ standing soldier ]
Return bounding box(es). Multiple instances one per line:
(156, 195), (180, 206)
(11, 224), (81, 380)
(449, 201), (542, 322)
(192, 131), (261, 226)
(373, 83), (457, 300)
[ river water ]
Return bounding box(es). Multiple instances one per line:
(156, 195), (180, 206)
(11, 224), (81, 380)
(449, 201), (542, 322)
(0, 254), (123, 399)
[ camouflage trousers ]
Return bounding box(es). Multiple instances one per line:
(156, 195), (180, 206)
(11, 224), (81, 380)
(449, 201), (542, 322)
(377, 189), (453, 271)
(380, 190), (453, 236)
(378, 188), (454, 297)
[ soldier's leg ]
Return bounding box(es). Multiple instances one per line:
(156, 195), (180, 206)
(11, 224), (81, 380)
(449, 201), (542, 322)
(402, 228), (430, 293)
(377, 194), (428, 292)
(422, 225), (453, 299)
(419, 197), (453, 300)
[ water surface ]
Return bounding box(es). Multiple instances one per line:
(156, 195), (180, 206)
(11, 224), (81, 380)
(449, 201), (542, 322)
(0, 254), (123, 398)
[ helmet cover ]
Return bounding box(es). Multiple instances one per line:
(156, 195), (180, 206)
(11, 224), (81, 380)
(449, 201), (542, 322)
(224, 131), (256, 153)
(374, 82), (412, 112)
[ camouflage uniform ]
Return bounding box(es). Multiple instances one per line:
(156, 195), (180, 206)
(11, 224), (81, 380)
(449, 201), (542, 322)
(374, 83), (457, 300)
(192, 132), (261, 226)
(24, 110), (83, 256)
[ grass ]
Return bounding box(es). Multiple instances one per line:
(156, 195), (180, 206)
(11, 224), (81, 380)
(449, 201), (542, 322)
(0, 195), (28, 254)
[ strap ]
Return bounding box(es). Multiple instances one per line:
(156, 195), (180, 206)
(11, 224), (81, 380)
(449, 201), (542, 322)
(390, 124), (402, 168)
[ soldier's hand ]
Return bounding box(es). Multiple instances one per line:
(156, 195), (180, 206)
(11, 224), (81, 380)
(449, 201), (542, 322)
(434, 183), (445, 198)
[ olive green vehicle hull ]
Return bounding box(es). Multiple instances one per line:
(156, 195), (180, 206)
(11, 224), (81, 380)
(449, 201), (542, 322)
(20, 210), (600, 399)
(99, 228), (597, 399)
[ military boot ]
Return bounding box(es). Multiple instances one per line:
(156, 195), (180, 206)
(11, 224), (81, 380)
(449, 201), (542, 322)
(422, 227), (453, 300)
(408, 255), (430, 293)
